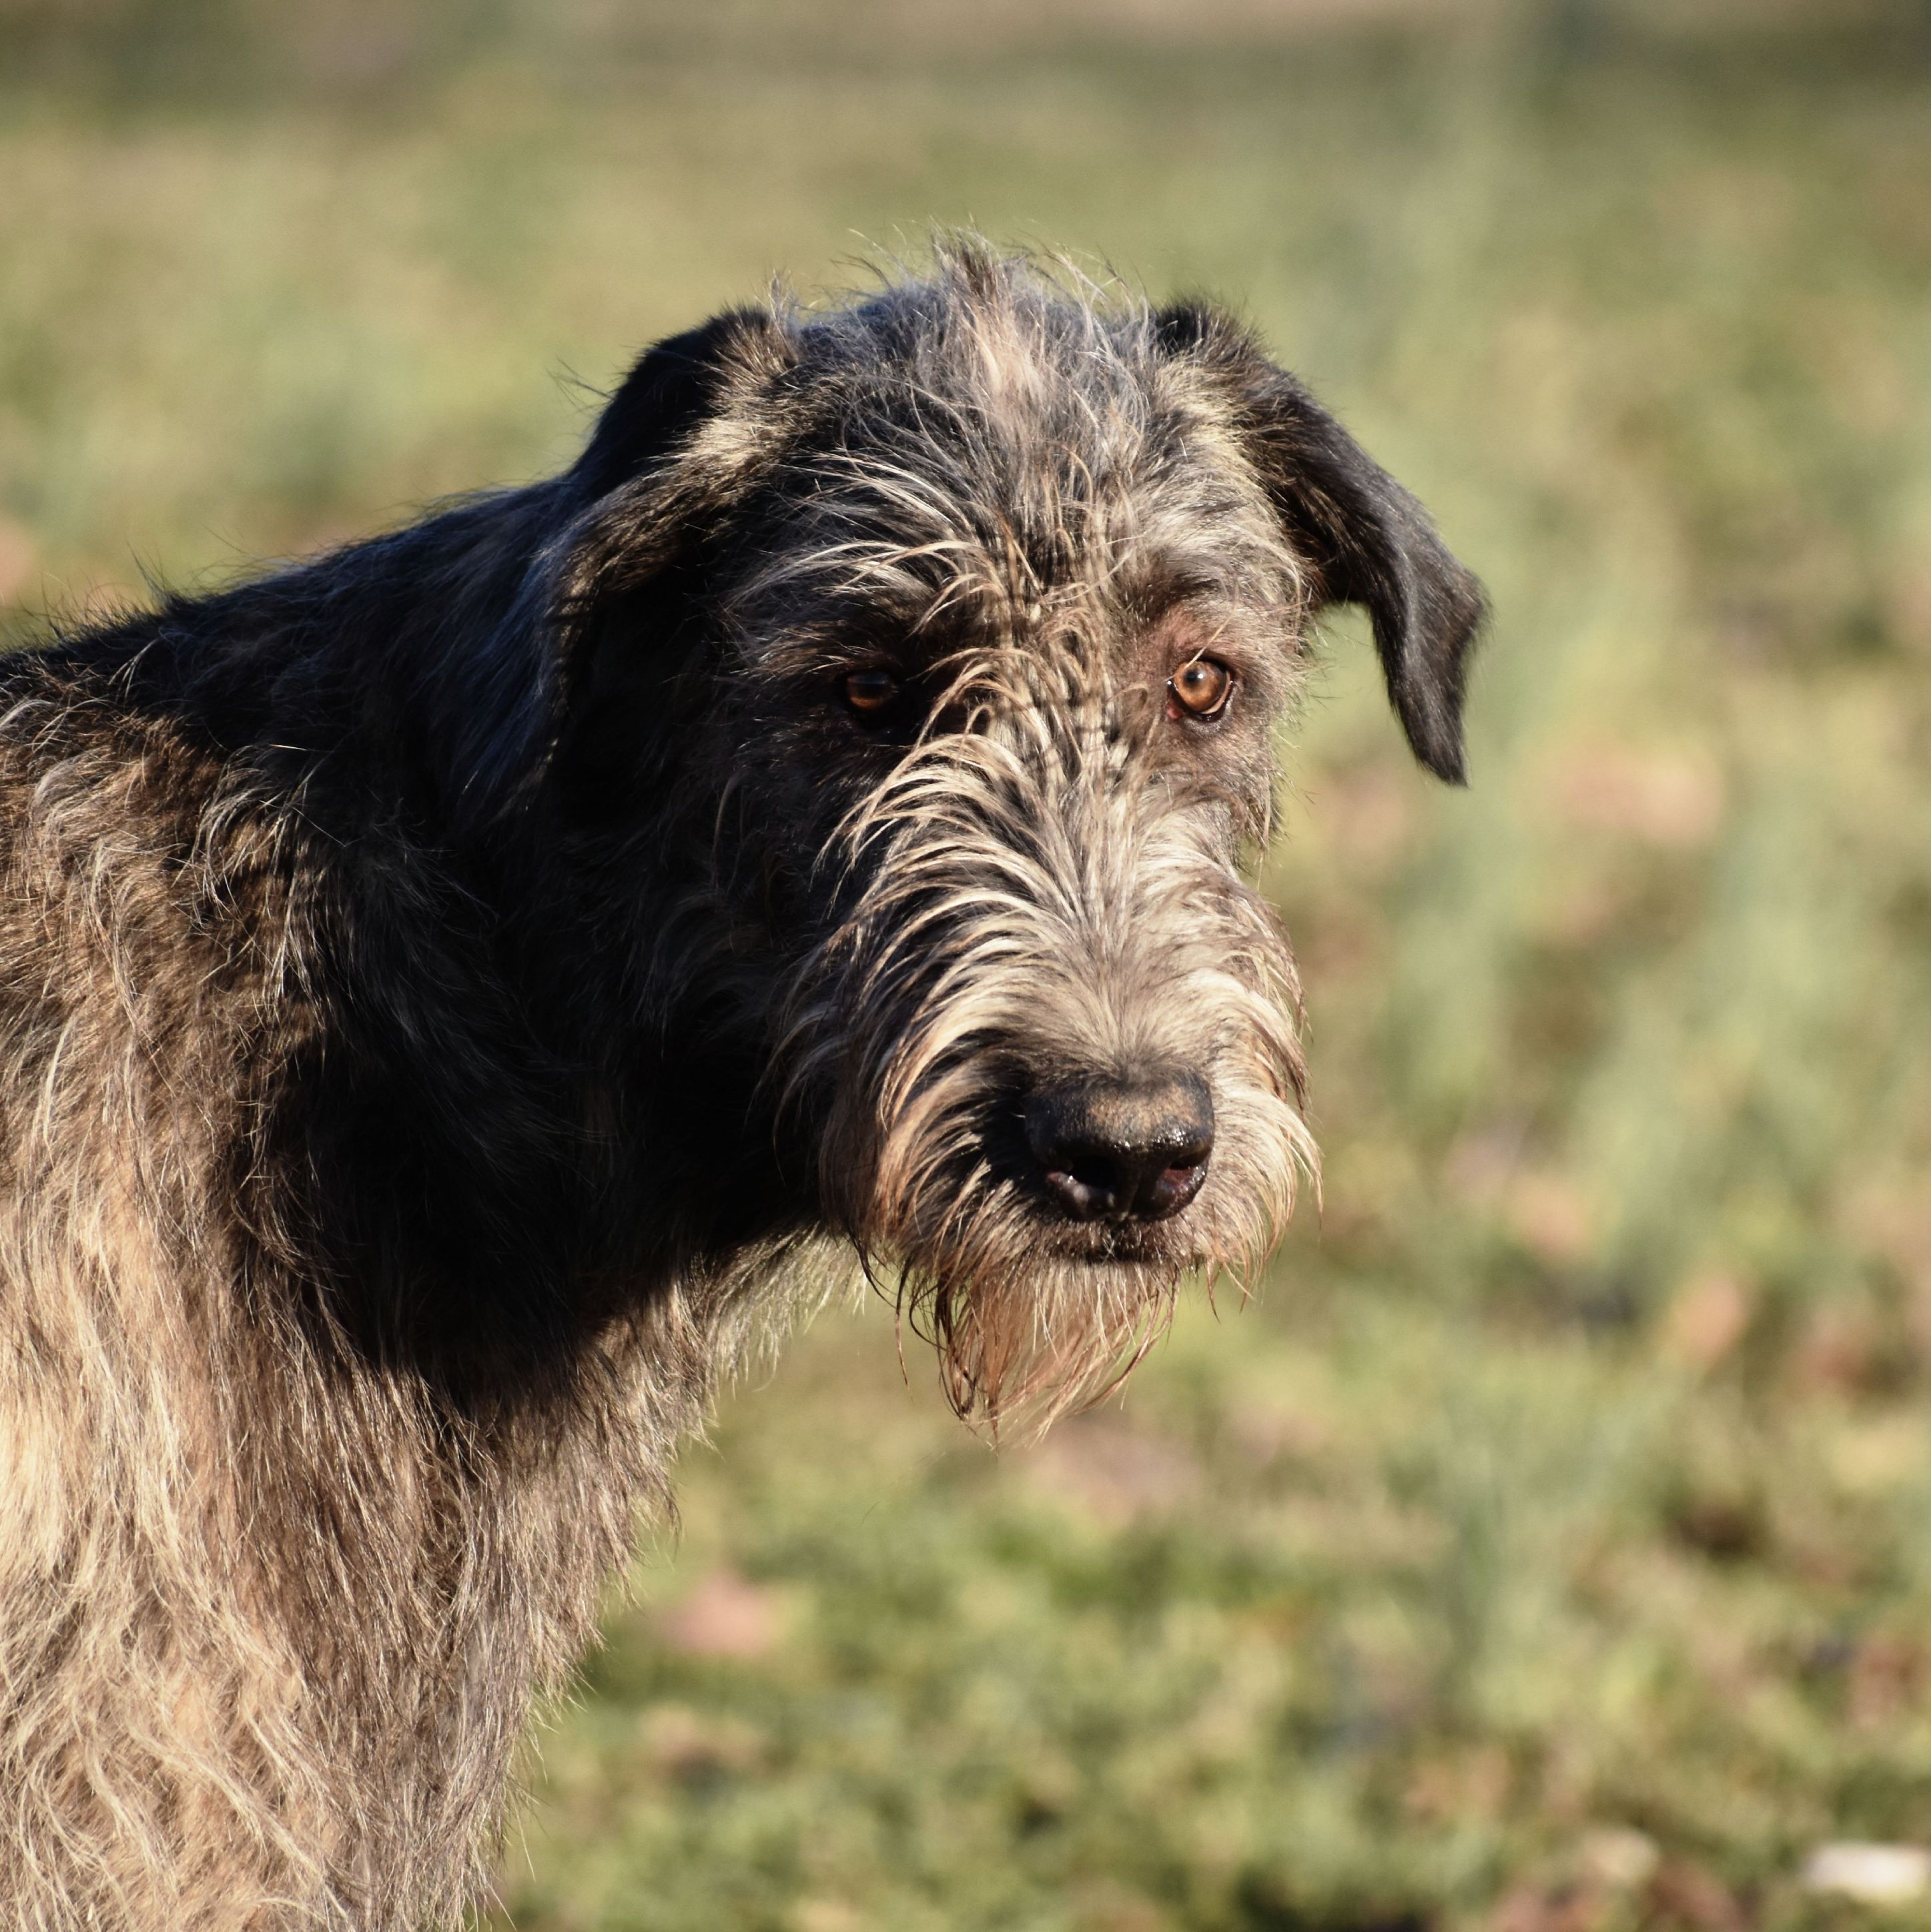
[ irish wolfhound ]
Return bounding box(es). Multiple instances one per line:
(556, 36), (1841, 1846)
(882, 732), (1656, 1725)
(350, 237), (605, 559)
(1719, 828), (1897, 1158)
(0, 244), (1483, 1929)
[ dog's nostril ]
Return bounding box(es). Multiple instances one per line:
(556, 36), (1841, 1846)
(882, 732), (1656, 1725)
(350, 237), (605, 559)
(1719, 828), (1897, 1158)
(1024, 1072), (1214, 1225)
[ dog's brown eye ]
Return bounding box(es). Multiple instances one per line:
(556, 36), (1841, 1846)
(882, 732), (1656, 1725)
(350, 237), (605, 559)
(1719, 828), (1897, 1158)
(842, 668), (900, 715)
(1170, 658), (1234, 720)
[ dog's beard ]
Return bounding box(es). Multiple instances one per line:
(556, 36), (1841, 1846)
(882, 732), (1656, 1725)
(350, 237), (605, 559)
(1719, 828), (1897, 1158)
(861, 1007), (1311, 1432)
(777, 718), (1316, 1433)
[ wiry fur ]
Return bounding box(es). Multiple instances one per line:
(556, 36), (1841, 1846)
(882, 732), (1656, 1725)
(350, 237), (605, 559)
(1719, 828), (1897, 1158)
(784, 650), (1314, 1422)
(0, 244), (1483, 1929)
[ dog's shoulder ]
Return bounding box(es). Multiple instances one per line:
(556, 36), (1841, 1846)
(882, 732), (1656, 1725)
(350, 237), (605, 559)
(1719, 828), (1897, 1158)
(0, 638), (306, 1033)
(0, 634), (228, 846)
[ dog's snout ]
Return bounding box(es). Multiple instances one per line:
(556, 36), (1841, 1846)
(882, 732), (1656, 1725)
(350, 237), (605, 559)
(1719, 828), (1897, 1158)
(1024, 1071), (1214, 1224)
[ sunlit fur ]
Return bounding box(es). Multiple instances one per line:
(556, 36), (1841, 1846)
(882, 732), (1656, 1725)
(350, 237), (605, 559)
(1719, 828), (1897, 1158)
(781, 655), (1315, 1428)
(736, 260), (1328, 1426)
(0, 242), (1480, 1927)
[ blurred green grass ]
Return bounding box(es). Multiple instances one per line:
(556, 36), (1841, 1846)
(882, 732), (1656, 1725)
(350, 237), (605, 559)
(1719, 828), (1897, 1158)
(3, 3), (1930, 1927)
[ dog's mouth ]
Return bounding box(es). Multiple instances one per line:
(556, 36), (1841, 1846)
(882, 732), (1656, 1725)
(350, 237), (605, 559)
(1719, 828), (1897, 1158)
(862, 1117), (1212, 1273)
(831, 1047), (1250, 1308)
(1033, 1208), (1209, 1269)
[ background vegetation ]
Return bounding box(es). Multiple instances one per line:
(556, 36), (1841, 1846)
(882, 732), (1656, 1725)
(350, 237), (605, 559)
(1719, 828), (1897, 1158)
(3, 1), (1930, 1925)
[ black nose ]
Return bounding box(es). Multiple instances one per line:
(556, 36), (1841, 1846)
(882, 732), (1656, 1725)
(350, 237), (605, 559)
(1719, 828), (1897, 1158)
(1024, 1071), (1215, 1224)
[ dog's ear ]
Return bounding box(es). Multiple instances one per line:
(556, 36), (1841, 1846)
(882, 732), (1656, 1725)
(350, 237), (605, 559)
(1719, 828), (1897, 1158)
(571, 307), (789, 502)
(1155, 304), (1486, 783)
(518, 310), (799, 815)
(560, 311), (797, 656)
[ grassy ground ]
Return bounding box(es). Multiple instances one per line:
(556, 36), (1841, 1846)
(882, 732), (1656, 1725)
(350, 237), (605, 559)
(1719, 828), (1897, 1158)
(3, 4), (1930, 1927)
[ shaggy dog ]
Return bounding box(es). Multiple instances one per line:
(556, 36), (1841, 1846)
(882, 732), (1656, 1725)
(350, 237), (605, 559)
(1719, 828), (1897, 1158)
(0, 244), (1482, 1929)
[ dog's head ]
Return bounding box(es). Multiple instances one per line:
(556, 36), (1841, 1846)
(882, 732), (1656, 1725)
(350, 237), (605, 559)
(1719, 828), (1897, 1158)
(544, 246), (1484, 1425)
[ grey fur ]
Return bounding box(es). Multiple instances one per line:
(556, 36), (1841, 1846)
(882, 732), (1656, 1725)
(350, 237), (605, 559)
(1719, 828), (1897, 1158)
(0, 244), (1482, 1929)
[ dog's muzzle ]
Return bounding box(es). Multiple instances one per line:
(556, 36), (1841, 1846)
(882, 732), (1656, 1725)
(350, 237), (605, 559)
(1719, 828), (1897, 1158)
(1023, 1070), (1214, 1225)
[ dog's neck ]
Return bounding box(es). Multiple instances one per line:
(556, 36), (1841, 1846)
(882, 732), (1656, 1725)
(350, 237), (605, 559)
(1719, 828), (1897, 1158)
(48, 482), (818, 1418)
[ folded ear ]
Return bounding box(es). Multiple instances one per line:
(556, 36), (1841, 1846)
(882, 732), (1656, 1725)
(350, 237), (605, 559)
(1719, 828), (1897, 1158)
(571, 306), (791, 502)
(1156, 304), (1487, 783)
(532, 308), (799, 811)
(562, 308), (798, 651)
